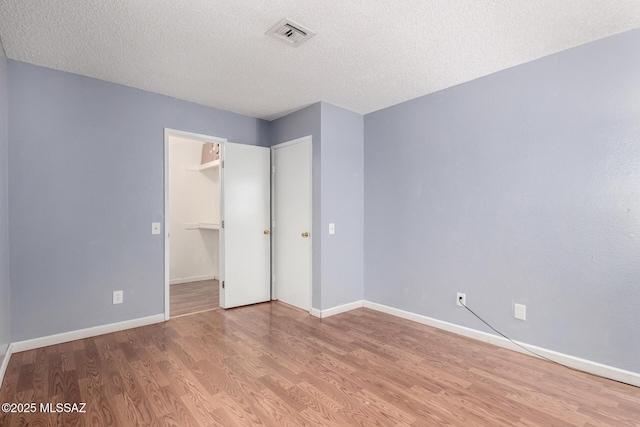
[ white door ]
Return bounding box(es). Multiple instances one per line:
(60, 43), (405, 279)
(272, 137), (312, 311)
(220, 142), (271, 308)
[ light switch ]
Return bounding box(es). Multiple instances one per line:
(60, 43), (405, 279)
(329, 223), (335, 235)
(152, 222), (161, 235)
(514, 303), (526, 321)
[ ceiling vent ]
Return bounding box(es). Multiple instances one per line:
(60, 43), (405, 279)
(266, 18), (316, 47)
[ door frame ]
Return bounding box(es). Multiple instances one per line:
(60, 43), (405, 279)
(271, 135), (313, 313)
(164, 128), (226, 321)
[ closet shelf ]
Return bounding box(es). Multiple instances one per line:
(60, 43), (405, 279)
(198, 222), (220, 230)
(186, 159), (219, 172)
(184, 222), (220, 230)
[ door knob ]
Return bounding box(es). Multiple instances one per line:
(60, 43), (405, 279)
(264, 229), (270, 235)
(301, 232), (309, 237)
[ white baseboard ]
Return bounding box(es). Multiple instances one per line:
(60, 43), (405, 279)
(363, 301), (640, 388)
(170, 275), (217, 285)
(10, 314), (165, 353)
(0, 343), (13, 392)
(313, 300), (363, 319)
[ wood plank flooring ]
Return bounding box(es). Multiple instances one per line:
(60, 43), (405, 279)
(1, 302), (639, 426)
(170, 279), (219, 317)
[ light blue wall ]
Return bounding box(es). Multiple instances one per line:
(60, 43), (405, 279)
(0, 55), (10, 360)
(320, 103), (363, 309)
(364, 29), (640, 373)
(268, 103), (322, 308)
(8, 60), (269, 341)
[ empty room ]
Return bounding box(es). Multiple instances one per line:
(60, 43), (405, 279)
(1, 1), (640, 426)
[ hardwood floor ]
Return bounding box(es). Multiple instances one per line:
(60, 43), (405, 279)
(1, 302), (639, 426)
(170, 279), (219, 317)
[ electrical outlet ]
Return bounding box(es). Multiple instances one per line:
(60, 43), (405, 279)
(113, 290), (123, 305)
(457, 292), (466, 307)
(329, 223), (335, 235)
(152, 222), (161, 235)
(514, 303), (526, 321)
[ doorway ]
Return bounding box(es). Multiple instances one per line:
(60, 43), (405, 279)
(272, 136), (313, 312)
(165, 130), (223, 318)
(164, 129), (273, 319)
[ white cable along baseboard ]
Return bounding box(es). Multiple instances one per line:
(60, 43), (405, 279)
(362, 301), (640, 388)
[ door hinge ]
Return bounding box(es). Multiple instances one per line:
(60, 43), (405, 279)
(222, 220), (225, 229)
(222, 281), (225, 289)
(272, 165), (276, 174)
(221, 160), (225, 168)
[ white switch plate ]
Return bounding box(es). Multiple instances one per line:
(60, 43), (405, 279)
(329, 223), (335, 235)
(457, 292), (466, 306)
(113, 290), (123, 305)
(152, 222), (161, 235)
(514, 303), (526, 321)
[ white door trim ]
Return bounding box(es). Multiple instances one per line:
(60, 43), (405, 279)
(164, 128), (226, 321)
(271, 135), (313, 314)
(271, 135), (312, 150)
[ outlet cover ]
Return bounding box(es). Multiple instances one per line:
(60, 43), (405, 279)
(514, 303), (526, 321)
(456, 292), (466, 307)
(113, 290), (123, 305)
(152, 222), (161, 235)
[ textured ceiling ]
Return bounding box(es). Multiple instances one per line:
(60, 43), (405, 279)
(1, 1), (639, 120)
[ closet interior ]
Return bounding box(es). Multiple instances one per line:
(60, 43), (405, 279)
(168, 136), (221, 317)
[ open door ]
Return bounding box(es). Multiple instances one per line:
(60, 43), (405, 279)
(220, 142), (271, 308)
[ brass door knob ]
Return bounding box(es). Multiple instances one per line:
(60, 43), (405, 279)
(301, 232), (309, 237)
(264, 229), (270, 235)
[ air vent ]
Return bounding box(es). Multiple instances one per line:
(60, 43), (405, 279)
(266, 18), (316, 47)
